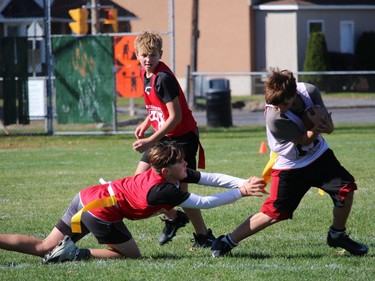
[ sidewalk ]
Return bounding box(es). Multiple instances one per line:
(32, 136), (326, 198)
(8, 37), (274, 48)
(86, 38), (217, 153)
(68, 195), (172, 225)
(192, 97), (375, 127)
(237, 97), (375, 112)
(118, 97), (375, 128)
(322, 97), (375, 109)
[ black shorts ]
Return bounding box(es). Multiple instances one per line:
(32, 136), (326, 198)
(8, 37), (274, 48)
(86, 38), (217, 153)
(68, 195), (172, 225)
(261, 149), (357, 220)
(140, 130), (199, 170)
(56, 194), (132, 244)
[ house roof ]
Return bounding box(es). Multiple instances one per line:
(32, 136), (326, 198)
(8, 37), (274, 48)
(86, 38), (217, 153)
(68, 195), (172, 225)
(0, 0), (137, 21)
(51, 0), (137, 20)
(1, 0), (42, 17)
(254, 0), (375, 5)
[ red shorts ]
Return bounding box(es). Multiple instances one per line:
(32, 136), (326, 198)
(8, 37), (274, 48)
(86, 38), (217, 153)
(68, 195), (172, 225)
(260, 149), (357, 221)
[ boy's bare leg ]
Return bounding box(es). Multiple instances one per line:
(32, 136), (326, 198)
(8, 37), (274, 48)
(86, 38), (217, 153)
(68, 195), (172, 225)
(332, 190), (353, 230)
(180, 183), (208, 234)
(0, 227), (64, 257)
(231, 212), (277, 243)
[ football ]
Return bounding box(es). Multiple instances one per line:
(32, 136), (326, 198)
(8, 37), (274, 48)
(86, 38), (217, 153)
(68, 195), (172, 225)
(302, 113), (314, 129)
(302, 106), (324, 130)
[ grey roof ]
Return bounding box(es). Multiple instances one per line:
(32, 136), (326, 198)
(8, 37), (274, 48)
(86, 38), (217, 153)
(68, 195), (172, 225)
(254, 0), (375, 5)
(1, 0), (137, 20)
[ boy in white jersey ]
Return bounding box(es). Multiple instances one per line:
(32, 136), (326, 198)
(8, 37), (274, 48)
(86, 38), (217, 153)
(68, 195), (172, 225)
(211, 68), (368, 257)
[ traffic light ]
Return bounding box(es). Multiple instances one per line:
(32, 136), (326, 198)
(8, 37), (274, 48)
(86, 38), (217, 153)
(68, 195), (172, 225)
(69, 8), (88, 35)
(104, 8), (118, 33)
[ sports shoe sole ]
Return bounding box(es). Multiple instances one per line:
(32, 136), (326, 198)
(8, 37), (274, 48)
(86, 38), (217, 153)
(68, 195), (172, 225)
(42, 236), (77, 264)
(159, 227), (178, 245)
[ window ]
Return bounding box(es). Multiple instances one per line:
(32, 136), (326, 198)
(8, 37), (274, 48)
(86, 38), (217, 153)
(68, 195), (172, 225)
(6, 25), (21, 37)
(307, 20), (324, 37)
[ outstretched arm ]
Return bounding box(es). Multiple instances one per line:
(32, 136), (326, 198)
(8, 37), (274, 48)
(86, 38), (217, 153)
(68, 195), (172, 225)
(197, 172), (247, 188)
(178, 176), (267, 209)
(197, 172), (265, 189)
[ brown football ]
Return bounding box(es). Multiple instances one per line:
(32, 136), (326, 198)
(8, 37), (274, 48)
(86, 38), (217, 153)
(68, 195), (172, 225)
(301, 107), (316, 130)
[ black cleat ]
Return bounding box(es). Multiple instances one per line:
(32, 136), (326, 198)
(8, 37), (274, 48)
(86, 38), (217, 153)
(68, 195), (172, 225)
(327, 232), (368, 256)
(159, 210), (189, 245)
(191, 228), (215, 248)
(211, 235), (233, 257)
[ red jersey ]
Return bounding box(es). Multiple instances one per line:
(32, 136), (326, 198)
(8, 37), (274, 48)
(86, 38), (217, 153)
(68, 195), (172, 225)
(141, 61), (197, 137)
(79, 169), (174, 222)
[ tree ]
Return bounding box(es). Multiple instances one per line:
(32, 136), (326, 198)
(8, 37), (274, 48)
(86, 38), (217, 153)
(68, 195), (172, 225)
(302, 32), (330, 87)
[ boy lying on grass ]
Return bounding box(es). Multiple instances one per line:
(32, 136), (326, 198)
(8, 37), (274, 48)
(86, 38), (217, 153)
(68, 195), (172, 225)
(0, 142), (266, 263)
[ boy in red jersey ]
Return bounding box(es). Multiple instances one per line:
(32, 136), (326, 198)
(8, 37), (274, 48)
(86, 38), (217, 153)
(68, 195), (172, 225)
(132, 31), (212, 248)
(0, 143), (266, 263)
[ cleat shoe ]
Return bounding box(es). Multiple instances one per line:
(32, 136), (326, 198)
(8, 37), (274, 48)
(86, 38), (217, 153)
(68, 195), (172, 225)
(159, 210), (189, 245)
(327, 232), (368, 256)
(42, 235), (78, 264)
(191, 228), (215, 248)
(211, 235), (233, 257)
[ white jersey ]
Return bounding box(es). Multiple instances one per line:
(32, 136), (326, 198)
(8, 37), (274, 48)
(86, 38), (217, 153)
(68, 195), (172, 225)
(265, 83), (329, 169)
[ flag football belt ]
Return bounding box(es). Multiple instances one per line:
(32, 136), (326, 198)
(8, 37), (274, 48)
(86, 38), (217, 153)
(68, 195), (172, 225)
(261, 151), (324, 196)
(71, 183), (117, 233)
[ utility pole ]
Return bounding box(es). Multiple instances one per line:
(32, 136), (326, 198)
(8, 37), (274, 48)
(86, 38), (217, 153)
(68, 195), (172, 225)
(189, 0), (199, 108)
(44, 0), (53, 134)
(91, 0), (99, 34)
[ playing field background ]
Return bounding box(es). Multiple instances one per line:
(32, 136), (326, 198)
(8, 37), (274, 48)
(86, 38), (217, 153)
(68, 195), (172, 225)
(1, 124), (374, 281)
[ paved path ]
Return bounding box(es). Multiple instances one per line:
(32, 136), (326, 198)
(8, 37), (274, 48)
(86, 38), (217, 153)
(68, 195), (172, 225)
(193, 97), (375, 127)
(322, 97), (375, 109)
(120, 97), (375, 127)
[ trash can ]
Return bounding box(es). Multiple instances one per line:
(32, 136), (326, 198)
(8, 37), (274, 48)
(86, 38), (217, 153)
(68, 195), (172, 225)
(206, 78), (232, 127)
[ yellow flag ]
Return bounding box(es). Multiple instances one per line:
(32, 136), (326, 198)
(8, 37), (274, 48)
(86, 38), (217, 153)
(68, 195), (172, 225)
(261, 151), (278, 184)
(71, 182), (117, 233)
(260, 152), (324, 196)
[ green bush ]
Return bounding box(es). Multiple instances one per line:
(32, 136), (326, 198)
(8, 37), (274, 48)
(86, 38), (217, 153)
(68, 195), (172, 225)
(302, 32), (330, 88)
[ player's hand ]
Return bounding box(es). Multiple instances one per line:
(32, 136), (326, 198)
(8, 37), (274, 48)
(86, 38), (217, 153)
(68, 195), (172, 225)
(240, 176), (268, 197)
(135, 125), (147, 139)
(134, 119), (151, 139)
(133, 138), (152, 153)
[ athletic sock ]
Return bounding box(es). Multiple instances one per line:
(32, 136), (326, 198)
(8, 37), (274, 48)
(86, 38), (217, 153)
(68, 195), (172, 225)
(222, 233), (238, 248)
(329, 226), (345, 239)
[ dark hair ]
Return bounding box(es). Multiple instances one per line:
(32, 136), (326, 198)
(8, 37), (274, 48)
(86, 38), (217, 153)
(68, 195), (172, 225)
(265, 68), (297, 105)
(148, 142), (185, 174)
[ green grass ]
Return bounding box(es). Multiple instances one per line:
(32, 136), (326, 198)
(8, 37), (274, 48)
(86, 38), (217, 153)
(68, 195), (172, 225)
(1, 124), (374, 281)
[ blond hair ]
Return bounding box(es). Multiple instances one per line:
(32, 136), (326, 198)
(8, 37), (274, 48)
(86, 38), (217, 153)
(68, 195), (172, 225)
(134, 31), (163, 55)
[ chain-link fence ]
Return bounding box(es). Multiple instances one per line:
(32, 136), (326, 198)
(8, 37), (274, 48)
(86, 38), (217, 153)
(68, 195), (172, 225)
(1, 1), (375, 136)
(0, 0), (174, 136)
(192, 71), (375, 99)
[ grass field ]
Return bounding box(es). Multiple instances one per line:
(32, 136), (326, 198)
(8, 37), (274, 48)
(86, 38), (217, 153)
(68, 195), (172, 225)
(1, 124), (374, 281)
